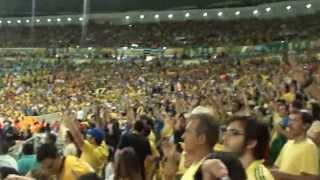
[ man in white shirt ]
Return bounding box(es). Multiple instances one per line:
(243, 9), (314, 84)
(0, 140), (18, 170)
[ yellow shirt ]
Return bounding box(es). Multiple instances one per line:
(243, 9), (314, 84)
(80, 140), (108, 174)
(213, 143), (224, 152)
(246, 160), (274, 180)
(275, 138), (319, 175)
(178, 151), (187, 175)
(161, 123), (173, 138)
(270, 112), (282, 144)
(60, 156), (94, 180)
(181, 158), (205, 180)
(281, 92), (295, 103)
(148, 131), (156, 144)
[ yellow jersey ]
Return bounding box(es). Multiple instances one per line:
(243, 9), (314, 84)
(80, 140), (108, 174)
(275, 138), (319, 175)
(181, 158), (205, 180)
(60, 156), (93, 180)
(280, 92), (295, 103)
(246, 160), (274, 180)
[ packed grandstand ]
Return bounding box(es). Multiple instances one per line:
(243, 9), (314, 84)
(0, 0), (320, 180)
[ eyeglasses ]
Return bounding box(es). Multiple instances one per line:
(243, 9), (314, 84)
(221, 127), (245, 136)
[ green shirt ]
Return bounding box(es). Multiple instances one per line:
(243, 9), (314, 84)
(17, 155), (39, 175)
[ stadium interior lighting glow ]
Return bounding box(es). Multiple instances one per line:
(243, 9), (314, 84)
(185, 12), (190, 18)
(265, 7), (271, 12)
(154, 14), (159, 19)
(67, 18), (72, 21)
(235, 11), (240, 16)
(125, 16), (130, 20)
(306, 4), (312, 9)
(168, 14), (173, 19)
(203, 12), (208, 17)
(253, 10), (259, 15)
(139, 15), (144, 19)
(218, 12), (223, 16)
(47, 18), (52, 22)
(286, 5), (292, 10)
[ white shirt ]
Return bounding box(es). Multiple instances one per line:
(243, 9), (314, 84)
(0, 154), (18, 170)
(63, 143), (78, 157)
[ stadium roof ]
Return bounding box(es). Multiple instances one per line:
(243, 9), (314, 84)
(0, 0), (304, 17)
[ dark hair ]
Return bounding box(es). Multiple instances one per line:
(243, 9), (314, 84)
(279, 103), (289, 112)
(133, 120), (144, 133)
(276, 99), (287, 105)
(46, 133), (57, 145)
(228, 116), (270, 160)
(78, 173), (101, 180)
(114, 147), (143, 180)
(22, 143), (34, 155)
(0, 139), (10, 154)
(0, 167), (19, 179)
(311, 102), (320, 120)
(298, 111), (314, 125)
(291, 100), (303, 110)
(140, 115), (154, 128)
(189, 113), (220, 149)
(66, 130), (75, 143)
(36, 143), (58, 162)
(283, 83), (290, 93)
(195, 152), (246, 180)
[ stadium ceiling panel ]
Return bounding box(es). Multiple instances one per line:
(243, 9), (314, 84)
(0, 0), (305, 17)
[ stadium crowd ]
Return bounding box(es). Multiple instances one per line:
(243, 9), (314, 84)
(0, 9), (320, 180)
(0, 13), (319, 48)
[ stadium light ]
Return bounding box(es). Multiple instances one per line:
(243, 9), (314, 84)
(235, 11), (240, 16)
(218, 12), (223, 17)
(286, 5), (292, 10)
(163, 47), (167, 50)
(47, 18), (52, 22)
(168, 14), (173, 19)
(26, 19), (30, 23)
(265, 7), (271, 12)
(185, 12), (190, 18)
(306, 4), (312, 9)
(139, 15), (144, 19)
(125, 16), (130, 20)
(154, 14), (159, 19)
(36, 19), (40, 23)
(17, 20), (21, 23)
(7, 20), (12, 24)
(67, 18), (72, 22)
(0, 20), (2, 24)
(56, 18), (61, 22)
(203, 12), (208, 17)
(79, 17), (84, 21)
